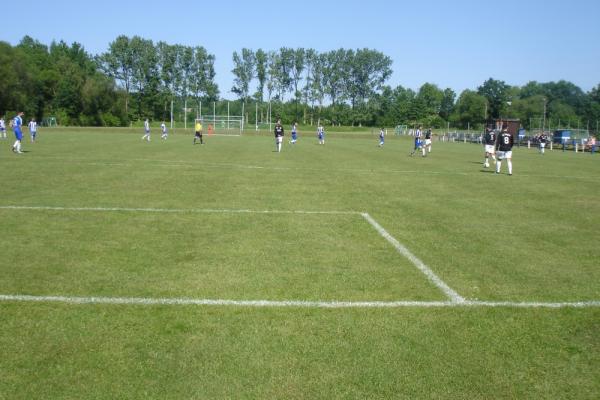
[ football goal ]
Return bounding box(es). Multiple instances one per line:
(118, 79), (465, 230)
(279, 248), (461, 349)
(196, 115), (243, 136)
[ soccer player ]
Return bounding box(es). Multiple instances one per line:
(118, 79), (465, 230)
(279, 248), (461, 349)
(160, 121), (168, 140)
(12, 111), (24, 153)
(410, 126), (423, 156)
(274, 118), (284, 152)
(0, 116), (6, 139)
(28, 118), (37, 143)
(290, 122), (298, 144)
(141, 119), (151, 141)
(483, 127), (497, 168)
(194, 119), (203, 144)
(538, 131), (548, 154)
(317, 123), (325, 145)
(495, 128), (514, 175)
(424, 128), (432, 154)
(378, 127), (385, 147)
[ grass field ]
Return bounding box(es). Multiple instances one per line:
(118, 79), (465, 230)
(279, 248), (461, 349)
(1, 127), (599, 399)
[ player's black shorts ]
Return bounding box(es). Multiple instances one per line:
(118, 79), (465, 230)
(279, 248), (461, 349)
(195, 131), (202, 138)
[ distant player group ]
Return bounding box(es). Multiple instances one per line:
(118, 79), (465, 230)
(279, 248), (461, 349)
(273, 119), (325, 152)
(1, 111), (38, 154)
(2, 111), (532, 176)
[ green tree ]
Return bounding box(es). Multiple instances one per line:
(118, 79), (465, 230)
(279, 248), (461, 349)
(254, 49), (267, 102)
(477, 78), (509, 120)
(451, 90), (487, 128)
(231, 48), (255, 103)
(99, 35), (135, 117)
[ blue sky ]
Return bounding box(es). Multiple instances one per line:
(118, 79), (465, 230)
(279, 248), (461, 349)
(5, 0), (599, 99)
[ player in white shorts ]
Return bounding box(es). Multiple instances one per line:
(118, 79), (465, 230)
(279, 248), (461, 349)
(538, 132), (548, 154)
(495, 128), (514, 175)
(0, 117), (6, 139)
(274, 119), (284, 152)
(160, 122), (168, 140)
(141, 119), (151, 141)
(483, 127), (497, 168)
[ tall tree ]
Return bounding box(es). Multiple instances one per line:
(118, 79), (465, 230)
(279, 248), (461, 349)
(440, 88), (456, 120)
(477, 78), (510, 120)
(254, 49), (267, 102)
(348, 48), (392, 107)
(231, 48), (255, 103)
(451, 90), (487, 128)
(99, 35), (135, 116)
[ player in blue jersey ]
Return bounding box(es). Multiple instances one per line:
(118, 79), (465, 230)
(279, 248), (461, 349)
(410, 126), (423, 156)
(290, 122), (298, 144)
(28, 118), (37, 143)
(160, 122), (168, 140)
(378, 127), (385, 147)
(141, 119), (151, 141)
(317, 123), (325, 145)
(12, 112), (24, 153)
(0, 116), (6, 139)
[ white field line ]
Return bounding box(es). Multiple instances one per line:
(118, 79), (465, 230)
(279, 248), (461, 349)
(361, 212), (465, 303)
(1, 294), (599, 309)
(2, 205), (597, 308)
(0, 205), (359, 216)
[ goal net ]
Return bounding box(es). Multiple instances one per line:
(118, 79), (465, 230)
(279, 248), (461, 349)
(196, 115), (243, 136)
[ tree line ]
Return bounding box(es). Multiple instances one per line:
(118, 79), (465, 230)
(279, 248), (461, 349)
(1, 35), (599, 131)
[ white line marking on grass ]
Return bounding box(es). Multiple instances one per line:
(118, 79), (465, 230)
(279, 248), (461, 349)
(1, 294), (599, 309)
(0, 205), (359, 215)
(361, 212), (466, 303)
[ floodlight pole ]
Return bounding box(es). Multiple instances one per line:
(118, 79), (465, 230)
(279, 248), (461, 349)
(241, 101), (245, 132)
(213, 101), (216, 129)
(227, 101), (230, 130)
(255, 102), (258, 131)
(170, 100), (174, 129)
(184, 99), (187, 130)
(542, 97), (547, 133)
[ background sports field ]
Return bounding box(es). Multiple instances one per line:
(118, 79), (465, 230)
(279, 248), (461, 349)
(1, 127), (599, 399)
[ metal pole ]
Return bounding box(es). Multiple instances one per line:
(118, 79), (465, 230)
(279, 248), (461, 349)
(199, 100), (202, 120)
(255, 102), (258, 131)
(213, 101), (216, 131)
(227, 101), (230, 130)
(170, 99), (174, 129)
(241, 102), (245, 133)
(184, 99), (187, 130)
(542, 97), (546, 133)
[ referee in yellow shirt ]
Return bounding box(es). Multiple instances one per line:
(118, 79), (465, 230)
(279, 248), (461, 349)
(194, 120), (203, 144)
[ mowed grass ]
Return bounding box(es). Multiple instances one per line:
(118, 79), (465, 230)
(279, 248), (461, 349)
(1, 127), (599, 399)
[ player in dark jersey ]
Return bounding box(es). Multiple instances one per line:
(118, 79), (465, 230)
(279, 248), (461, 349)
(538, 132), (548, 154)
(424, 128), (432, 155)
(495, 128), (514, 175)
(483, 127), (497, 167)
(274, 119), (284, 152)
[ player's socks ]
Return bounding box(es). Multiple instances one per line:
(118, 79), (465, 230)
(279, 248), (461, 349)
(507, 160), (513, 175)
(496, 161), (501, 173)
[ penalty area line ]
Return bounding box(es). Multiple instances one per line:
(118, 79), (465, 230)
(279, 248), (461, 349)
(361, 212), (466, 304)
(1, 294), (599, 309)
(0, 205), (360, 216)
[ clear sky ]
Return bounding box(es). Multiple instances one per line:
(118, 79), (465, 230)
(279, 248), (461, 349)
(4, 0), (599, 99)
